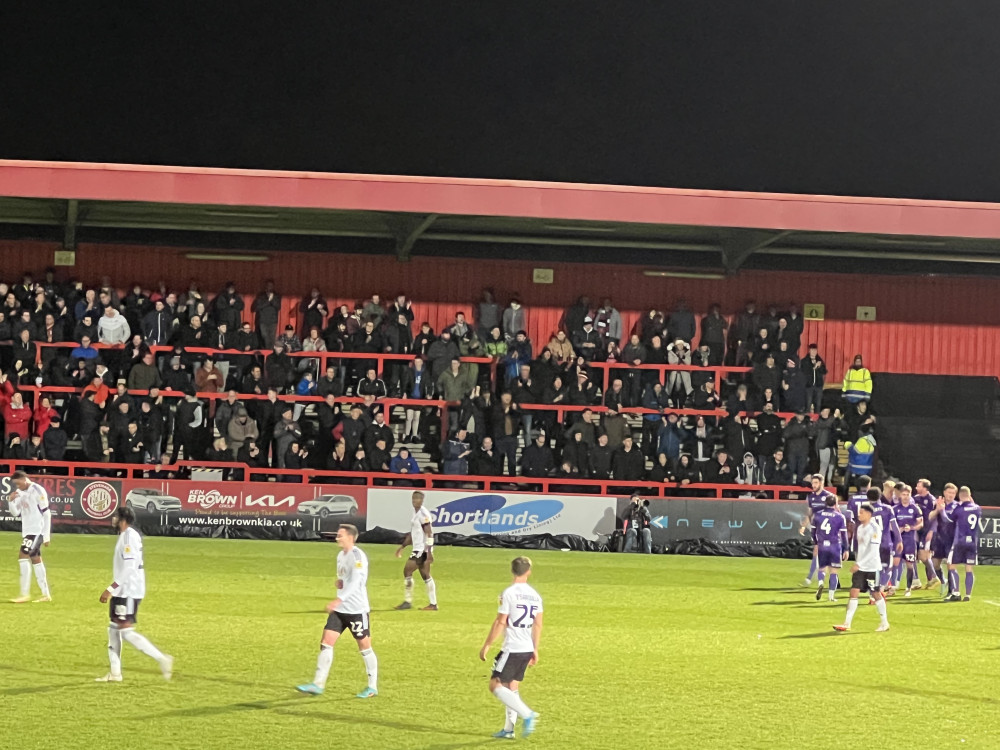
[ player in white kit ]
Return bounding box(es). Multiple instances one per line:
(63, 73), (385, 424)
(96, 505), (174, 682)
(833, 502), (890, 633)
(297, 524), (379, 698)
(8, 470), (52, 603)
(479, 556), (543, 739)
(393, 491), (438, 611)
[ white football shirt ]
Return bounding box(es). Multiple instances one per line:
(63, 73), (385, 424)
(336, 546), (370, 614)
(111, 527), (146, 599)
(855, 521), (882, 573)
(498, 582), (543, 654)
(10, 481), (51, 540)
(410, 505), (433, 554)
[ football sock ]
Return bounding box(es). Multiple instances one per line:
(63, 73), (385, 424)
(504, 692), (519, 732)
(875, 597), (888, 625)
(18, 559), (30, 596)
(829, 573), (839, 594)
(107, 625), (122, 676)
(935, 565), (945, 587)
(806, 557), (817, 581)
(893, 564), (902, 587)
(906, 567), (913, 589)
(844, 598), (859, 626)
(403, 576), (414, 604)
(313, 644), (333, 688)
(360, 647), (378, 690)
(32, 562), (49, 597)
(949, 570), (960, 594)
(965, 571), (974, 597)
(924, 559), (936, 580)
(817, 571), (825, 587)
(493, 686), (533, 720)
(121, 629), (165, 662)
(425, 578), (437, 606)
(880, 569), (891, 588)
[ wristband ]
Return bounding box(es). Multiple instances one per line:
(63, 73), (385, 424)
(426, 537), (434, 547)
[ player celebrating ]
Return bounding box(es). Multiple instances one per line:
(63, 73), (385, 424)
(800, 475), (835, 587)
(96, 506), (173, 682)
(929, 483), (959, 597)
(8, 470), (52, 603)
(479, 556), (543, 739)
(944, 486), (981, 602)
(393, 491), (438, 611)
(911, 478), (936, 588)
(834, 501), (890, 632)
(891, 484), (923, 596)
(813, 495), (848, 602)
(297, 524), (378, 698)
(869, 488), (901, 593)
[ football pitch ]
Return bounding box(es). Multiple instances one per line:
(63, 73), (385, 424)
(3, 532), (999, 750)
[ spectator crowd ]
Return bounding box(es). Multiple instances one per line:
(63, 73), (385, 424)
(0, 270), (877, 490)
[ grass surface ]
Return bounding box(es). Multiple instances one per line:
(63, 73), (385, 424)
(2, 531), (999, 749)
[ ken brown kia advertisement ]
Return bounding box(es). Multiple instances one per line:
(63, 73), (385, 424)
(119, 480), (368, 539)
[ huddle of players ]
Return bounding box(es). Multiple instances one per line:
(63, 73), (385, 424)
(802, 473), (983, 630)
(294, 490), (543, 740)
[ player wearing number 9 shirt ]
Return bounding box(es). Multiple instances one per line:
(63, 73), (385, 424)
(479, 556), (543, 740)
(296, 524), (378, 698)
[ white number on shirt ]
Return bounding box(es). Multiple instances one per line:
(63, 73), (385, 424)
(969, 515), (977, 528)
(820, 519), (831, 534)
(511, 604), (538, 629)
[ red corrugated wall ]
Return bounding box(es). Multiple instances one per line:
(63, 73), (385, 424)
(3, 239), (999, 378)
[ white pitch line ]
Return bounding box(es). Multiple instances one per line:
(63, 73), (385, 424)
(984, 600), (1000, 607)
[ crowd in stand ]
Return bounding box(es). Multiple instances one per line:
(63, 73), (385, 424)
(0, 270), (877, 489)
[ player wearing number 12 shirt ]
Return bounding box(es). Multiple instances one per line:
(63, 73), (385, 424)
(297, 524), (378, 698)
(479, 556), (543, 740)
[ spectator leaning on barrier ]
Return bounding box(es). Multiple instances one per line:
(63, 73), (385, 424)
(842, 354), (872, 404)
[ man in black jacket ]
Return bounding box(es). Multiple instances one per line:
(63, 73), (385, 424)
(588, 433), (613, 480)
(763, 448), (794, 485)
(704, 449), (735, 484)
(42, 416), (68, 462)
(801, 344), (827, 414)
(469, 436), (503, 477)
(755, 403), (782, 467)
(252, 281), (281, 348)
(520, 432), (555, 478)
(612, 435), (645, 481)
(782, 413), (811, 484)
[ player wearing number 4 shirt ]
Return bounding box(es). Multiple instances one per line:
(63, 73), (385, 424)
(479, 556), (543, 740)
(96, 506), (173, 682)
(7, 470), (52, 603)
(944, 486), (981, 602)
(297, 524), (378, 698)
(834, 500), (890, 633)
(812, 495), (848, 603)
(394, 491), (438, 611)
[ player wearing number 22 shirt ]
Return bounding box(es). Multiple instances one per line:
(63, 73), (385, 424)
(297, 524), (378, 698)
(479, 556), (543, 740)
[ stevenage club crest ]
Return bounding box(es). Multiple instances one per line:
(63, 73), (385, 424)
(80, 481), (119, 520)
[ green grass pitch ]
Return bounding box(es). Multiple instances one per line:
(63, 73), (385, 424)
(3, 531), (1000, 749)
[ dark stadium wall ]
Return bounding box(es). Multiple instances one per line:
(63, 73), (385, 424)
(4, 239), (1000, 378)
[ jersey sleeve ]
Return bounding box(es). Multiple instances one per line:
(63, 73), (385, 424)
(35, 489), (51, 541)
(498, 589), (511, 616)
(420, 508), (433, 528)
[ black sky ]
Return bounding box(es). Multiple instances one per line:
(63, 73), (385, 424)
(3, 4), (1000, 201)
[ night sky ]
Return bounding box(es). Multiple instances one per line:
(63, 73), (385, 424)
(3, 5), (1000, 201)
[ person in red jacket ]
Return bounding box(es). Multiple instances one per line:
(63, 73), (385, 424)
(32, 395), (59, 438)
(0, 378), (32, 442)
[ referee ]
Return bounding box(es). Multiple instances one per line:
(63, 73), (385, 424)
(834, 499), (890, 632)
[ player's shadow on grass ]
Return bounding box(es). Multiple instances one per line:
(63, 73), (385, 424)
(737, 587), (811, 593)
(779, 632), (851, 639)
(0, 681), (82, 696)
(750, 600), (820, 606)
(272, 707), (487, 738)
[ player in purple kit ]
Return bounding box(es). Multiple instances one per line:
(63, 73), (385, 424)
(911, 478), (937, 588)
(813, 495), (849, 602)
(928, 483), (958, 597)
(800, 475), (835, 587)
(890, 484), (922, 597)
(944, 486), (981, 602)
(881, 479), (898, 506)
